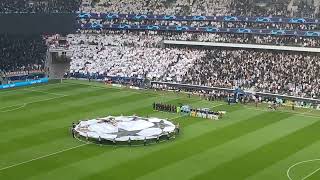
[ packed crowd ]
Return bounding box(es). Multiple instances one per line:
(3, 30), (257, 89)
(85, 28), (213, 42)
(165, 32), (320, 47)
(68, 34), (205, 81)
(0, 0), (318, 18)
(67, 32), (163, 48)
(0, 0), (81, 13)
(80, 0), (228, 16)
(79, 0), (318, 18)
(66, 33), (320, 99)
(0, 34), (47, 73)
(294, 0), (318, 18)
(184, 48), (320, 98)
(76, 30), (320, 48)
(231, 0), (292, 17)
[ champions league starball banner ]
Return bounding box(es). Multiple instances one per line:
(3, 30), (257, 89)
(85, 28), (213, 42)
(0, 78), (49, 90)
(80, 23), (320, 37)
(77, 12), (320, 24)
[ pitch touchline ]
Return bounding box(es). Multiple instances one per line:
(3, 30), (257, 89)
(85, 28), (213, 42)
(0, 143), (88, 172)
(23, 88), (66, 96)
(0, 103), (27, 113)
(0, 83), (67, 95)
(244, 106), (320, 119)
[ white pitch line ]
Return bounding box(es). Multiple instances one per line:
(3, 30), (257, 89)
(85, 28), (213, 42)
(301, 167), (320, 180)
(287, 159), (320, 180)
(0, 95), (68, 113)
(301, 109), (314, 116)
(0, 103), (27, 113)
(0, 143), (88, 172)
(61, 82), (106, 89)
(244, 106), (320, 119)
(0, 83), (65, 95)
(23, 88), (66, 96)
(212, 104), (224, 108)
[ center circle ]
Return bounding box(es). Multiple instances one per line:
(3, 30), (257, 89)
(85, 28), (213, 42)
(74, 115), (178, 145)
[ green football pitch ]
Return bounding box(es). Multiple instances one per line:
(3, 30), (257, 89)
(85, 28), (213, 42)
(1, 80), (320, 180)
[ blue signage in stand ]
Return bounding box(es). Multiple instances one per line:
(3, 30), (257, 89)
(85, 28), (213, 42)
(80, 23), (320, 37)
(0, 78), (49, 90)
(77, 12), (320, 24)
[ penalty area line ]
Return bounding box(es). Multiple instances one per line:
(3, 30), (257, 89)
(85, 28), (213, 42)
(0, 103), (27, 113)
(0, 95), (69, 113)
(23, 88), (67, 96)
(0, 143), (88, 172)
(301, 167), (320, 180)
(287, 159), (320, 180)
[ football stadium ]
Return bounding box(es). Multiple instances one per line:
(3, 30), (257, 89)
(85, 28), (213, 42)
(1, 0), (320, 180)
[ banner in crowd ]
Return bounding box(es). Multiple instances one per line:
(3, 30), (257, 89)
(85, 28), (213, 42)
(80, 23), (320, 37)
(0, 78), (49, 89)
(78, 13), (320, 24)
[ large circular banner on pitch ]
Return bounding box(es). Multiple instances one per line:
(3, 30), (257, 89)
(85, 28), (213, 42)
(75, 116), (176, 142)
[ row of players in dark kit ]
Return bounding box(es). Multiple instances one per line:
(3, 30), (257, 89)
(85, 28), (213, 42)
(71, 122), (77, 138)
(153, 102), (177, 113)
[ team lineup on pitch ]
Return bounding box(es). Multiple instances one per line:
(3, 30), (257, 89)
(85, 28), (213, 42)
(0, 80), (319, 180)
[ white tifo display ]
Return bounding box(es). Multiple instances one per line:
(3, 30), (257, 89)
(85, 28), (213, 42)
(75, 116), (176, 142)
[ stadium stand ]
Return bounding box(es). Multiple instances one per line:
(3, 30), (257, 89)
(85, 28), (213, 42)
(0, 34), (47, 73)
(65, 33), (320, 99)
(78, 0), (319, 18)
(68, 34), (205, 81)
(1, 0), (320, 100)
(0, 0), (81, 13)
(184, 48), (320, 99)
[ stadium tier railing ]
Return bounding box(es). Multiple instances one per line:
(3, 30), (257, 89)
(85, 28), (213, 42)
(163, 40), (320, 53)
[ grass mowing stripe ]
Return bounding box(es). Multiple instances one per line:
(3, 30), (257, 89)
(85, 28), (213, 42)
(0, 97), (168, 176)
(0, 106), (255, 177)
(0, 82), (79, 97)
(2, 81), (318, 180)
(0, 82), (67, 95)
(78, 111), (291, 180)
(0, 143), (88, 172)
(0, 93), (181, 177)
(136, 115), (318, 180)
(0, 83), (100, 109)
(0, 87), (126, 123)
(23, 88), (66, 96)
(0, 126), (73, 155)
(0, 90), (51, 101)
(0, 91), (59, 108)
(190, 118), (320, 180)
(36, 83), (90, 93)
(0, 92), (154, 141)
(0, 90), (176, 151)
(0, 95), (162, 142)
(2, 95), (179, 179)
(17, 119), (185, 180)
(303, 169), (320, 179)
(22, 109), (253, 180)
(0, 144), (112, 180)
(1, 101), (241, 179)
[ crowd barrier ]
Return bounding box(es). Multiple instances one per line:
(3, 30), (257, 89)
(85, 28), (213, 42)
(0, 78), (49, 89)
(163, 40), (320, 53)
(150, 81), (320, 104)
